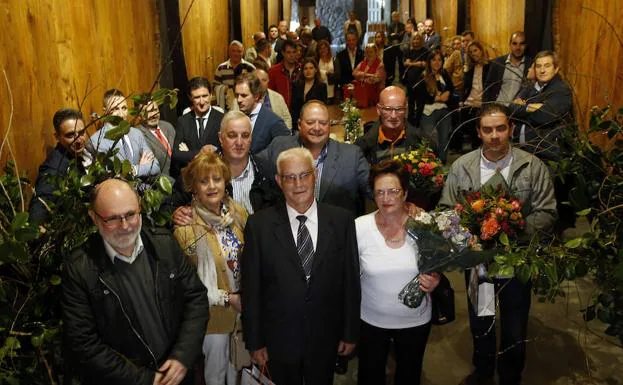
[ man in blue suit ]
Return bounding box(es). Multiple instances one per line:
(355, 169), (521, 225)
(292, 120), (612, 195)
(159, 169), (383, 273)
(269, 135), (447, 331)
(90, 89), (160, 178)
(234, 72), (290, 154)
(256, 100), (369, 216)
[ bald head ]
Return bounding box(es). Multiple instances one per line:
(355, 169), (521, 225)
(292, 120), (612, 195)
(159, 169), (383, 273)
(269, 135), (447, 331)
(379, 86), (406, 106)
(377, 86), (407, 133)
(90, 179), (139, 213)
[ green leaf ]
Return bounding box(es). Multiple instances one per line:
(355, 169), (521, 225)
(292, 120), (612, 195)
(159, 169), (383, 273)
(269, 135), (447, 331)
(80, 174), (96, 187)
(499, 232), (510, 247)
(49, 275), (62, 286)
(565, 237), (583, 249)
(169, 93), (178, 109)
(104, 120), (131, 141)
(494, 255), (507, 264)
(5, 336), (21, 350)
(575, 261), (588, 277)
(102, 115), (123, 126)
(498, 266), (515, 277)
(517, 264), (531, 283)
(121, 160), (133, 176)
(30, 334), (43, 348)
(11, 212), (29, 230)
(151, 88), (168, 101)
(14, 227), (40, 242)
(576, 208), (591, 216)
(157, 175), (173, 195)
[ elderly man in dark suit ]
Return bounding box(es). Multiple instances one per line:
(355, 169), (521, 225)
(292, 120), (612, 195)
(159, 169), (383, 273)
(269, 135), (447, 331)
(137, 100), (176, 182)
(256, 100), (370, 216)
(335, 32), (364, 98)
(171, 77), (224, 178)
(30, 108), (94, 223)
(233, 72), (290, 153)
(242, 146), (360, 385)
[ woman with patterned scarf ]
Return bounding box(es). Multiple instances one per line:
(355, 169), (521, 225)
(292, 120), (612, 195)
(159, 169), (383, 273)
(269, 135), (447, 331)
(174, 151), (248, 385)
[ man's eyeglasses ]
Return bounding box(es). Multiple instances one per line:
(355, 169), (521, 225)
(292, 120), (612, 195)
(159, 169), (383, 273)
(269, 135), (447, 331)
(92, 210), (140, 227)
(374, 188), (403, 199)
(280, 170), (314, 183)
(377, 105), (406, 114)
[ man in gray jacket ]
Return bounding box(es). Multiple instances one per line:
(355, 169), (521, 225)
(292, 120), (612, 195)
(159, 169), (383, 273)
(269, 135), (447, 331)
(439, 103), (556, 385)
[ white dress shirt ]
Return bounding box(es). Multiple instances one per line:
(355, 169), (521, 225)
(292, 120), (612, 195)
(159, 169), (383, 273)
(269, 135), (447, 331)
(104, 235), (144, 264)
(286, 200), (318, 253)
(480, 146), (513, 185)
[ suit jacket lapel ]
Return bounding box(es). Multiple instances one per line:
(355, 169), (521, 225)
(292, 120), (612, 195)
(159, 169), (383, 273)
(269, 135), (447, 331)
(273, 204), (307, 280)
(318, 140), (338, 201)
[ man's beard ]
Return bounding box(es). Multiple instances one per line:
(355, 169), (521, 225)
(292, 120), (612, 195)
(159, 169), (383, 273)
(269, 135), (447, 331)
(100, 222), (142, 253)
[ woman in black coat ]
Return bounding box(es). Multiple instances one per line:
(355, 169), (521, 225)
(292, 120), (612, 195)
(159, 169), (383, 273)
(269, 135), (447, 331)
(414, 51), (454, 162)
(291, 58), (328, 127)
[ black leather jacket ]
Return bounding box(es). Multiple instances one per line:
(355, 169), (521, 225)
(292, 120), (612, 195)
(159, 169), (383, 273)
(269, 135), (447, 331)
(62, 226), (209, 385)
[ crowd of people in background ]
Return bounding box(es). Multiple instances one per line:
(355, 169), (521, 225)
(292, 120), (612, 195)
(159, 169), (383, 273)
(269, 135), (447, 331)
(29, 8), (574, 385)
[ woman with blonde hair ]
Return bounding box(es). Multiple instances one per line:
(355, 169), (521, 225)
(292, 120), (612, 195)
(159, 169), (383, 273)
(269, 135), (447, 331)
(174, 151), (248, 385)
(457, 40), (491, 151)
(316, 39), (337, 104)
(352, 43), (386, 107)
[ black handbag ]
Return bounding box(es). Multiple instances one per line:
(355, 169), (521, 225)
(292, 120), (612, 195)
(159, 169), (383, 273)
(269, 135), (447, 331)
(430, 273), (455, 325)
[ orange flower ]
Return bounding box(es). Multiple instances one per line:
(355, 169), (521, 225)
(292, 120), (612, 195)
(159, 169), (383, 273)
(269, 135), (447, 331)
(480, 217), (500, 240)
(471, 199), (486, 213)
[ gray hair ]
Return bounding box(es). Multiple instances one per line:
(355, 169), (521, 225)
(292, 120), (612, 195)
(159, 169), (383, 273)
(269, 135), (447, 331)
(220, 110), (251, 133)
(276, 148), (314, 175)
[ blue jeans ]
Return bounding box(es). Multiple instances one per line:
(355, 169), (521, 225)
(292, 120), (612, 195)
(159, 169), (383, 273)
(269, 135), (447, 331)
(419, 107), (452, 162)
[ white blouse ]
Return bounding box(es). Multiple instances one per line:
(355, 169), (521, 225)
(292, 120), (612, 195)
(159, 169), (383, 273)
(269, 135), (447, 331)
(356, 212), (432, 329)
(318, 58), (335, 98)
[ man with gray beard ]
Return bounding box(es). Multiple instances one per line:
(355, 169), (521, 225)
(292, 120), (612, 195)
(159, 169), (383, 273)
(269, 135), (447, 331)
(62, 179), (209, 385)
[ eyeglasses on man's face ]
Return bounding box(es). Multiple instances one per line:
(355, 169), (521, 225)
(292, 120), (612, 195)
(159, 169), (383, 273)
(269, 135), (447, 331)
(377, 105), (406, 114)
(280, 170), (314, 184)
(92, 210), (140, 227)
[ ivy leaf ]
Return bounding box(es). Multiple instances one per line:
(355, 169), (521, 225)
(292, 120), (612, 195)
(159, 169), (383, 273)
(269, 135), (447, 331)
(49, 275), (62, 286)
(80, 174), (96, 187)
(157, 175), (173, 195)
(499, 232), (510, 246)
(565, 238), (583, 249)
(576, 208), (591, 216)
(14, 227), (40, 242)
(169, 92), (178, 109)
(5, 336), (21, 350)
(121, 160), (133, 176)
(517, 264), (531, 283)
(10, 212), (29, 231)
(104, 120), (131, 141)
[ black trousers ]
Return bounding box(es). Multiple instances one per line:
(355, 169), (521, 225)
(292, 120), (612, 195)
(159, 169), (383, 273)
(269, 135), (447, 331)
(464, 272), (532, 385)
(267, 353), (336, 385)
(357, 320), (431, 385)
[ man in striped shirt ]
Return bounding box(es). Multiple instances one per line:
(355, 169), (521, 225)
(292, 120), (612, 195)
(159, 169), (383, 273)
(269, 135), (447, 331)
(213, 40), (256, 110)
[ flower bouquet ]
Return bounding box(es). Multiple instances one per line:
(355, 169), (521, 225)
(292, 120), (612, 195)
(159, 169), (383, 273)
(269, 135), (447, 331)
(394, 146), (446, 210)
(455, 185), (527, 315)
(340, 96), (362, 143)
(455, 186), (526, 250)
(398, 210), (493, 308)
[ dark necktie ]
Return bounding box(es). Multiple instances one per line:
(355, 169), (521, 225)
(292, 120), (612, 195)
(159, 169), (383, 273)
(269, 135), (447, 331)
(197, 117), (205, 138)
(296, 215), (314, 278)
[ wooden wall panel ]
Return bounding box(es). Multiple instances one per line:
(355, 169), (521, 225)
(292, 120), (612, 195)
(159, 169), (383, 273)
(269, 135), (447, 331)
(469, 0), (525, 58)
(179, 0), (229, 82)
(268, 0), (280, 28)
(0, 0), (160, 185)
(412, 0), (427, 23)
(283, 0), (291, 25)
(241, 0), (264, 49)
(431, 0), (458, 43)
(556, 0), (623, 130)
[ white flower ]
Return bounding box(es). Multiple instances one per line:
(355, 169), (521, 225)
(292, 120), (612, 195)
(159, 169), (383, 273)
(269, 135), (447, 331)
(435, 213), (452, 231)
(414, 211), (433, 225)
(451, 232), (467, 245)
